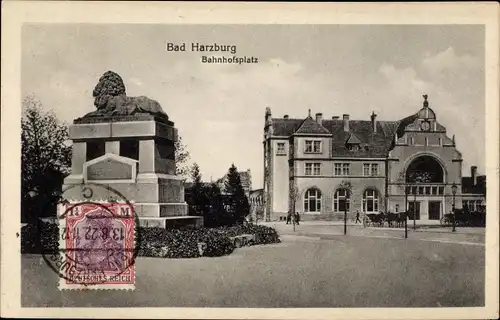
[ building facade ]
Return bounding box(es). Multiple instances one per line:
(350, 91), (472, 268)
(263, 95), (486, 222)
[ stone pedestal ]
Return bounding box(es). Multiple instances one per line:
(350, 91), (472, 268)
(63, 114), (203, 229)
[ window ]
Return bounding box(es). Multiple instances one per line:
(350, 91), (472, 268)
(438, 186), (444, 195)
(432, 186), (438, 195)
(313, 163), (321, 176)
(438, 137), (442, 146)
(333, 189), (350, 212)
(363, 164), (370, 176)
(363, 163), (379, 176)
(395, 204), (400, 212)
(409, 137), (414, 145)
(120, 139), (139, 160)
(304, 189), (322, 212)
(305, 140), (321, 153)
(276, 142), (286, 155)
(363, 189), (379, 213)
(305, 163), (312, 176)
(334, 163), (342, 176)
(86, 141), (105, 162)
(464, 200), (483, 212)
(305, 163), (321, 176)
(342, 163), (350, 176)
(347, 144), (360, 151)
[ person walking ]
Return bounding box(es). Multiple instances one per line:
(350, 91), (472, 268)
(286, 212), (291, 224)
(355, 210), (362, 224)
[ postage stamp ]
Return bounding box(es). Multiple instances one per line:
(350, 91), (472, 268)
(55, 200), (136, 290)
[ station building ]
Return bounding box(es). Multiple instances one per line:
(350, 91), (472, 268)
(262, 95), (486, 222)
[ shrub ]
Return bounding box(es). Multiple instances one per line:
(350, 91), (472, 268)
(21, 222), (59, 254)
(137, 228), (235, 258)
(216, 224), (281, 245)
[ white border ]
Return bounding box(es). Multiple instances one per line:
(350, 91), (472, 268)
(1, 1), (498, 319)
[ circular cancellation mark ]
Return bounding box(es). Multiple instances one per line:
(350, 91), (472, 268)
(39, 183), (141, 288)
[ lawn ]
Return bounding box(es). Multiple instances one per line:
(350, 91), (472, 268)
(22, 235), (484, 308)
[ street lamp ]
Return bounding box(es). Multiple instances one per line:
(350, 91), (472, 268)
(404, 186), (409, 239)
(413, 185), (417, 230)
(451, 182), (458, 232)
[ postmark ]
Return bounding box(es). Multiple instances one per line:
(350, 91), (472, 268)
(41, 183), (140, 290)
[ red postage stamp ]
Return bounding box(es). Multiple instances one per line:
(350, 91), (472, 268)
(56, 201), (136, 290)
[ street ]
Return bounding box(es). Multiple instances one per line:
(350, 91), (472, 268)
(22, 232), (484, 308)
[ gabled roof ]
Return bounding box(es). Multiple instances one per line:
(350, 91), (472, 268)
(294, 117), (331, 135)
(346, 132), (362, 144)
(322, 120), (399, 157)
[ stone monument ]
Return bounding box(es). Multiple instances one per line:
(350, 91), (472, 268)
(62, 71), (203, 228)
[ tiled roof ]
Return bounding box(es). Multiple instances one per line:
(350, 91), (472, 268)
(271, 118), (303, 136)
(346, 132), (362, 144)
(462, 176), (486, 195)
(270, 114), (426, 157)
(294, 117), (331, 135)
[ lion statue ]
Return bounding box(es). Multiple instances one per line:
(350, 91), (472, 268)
(83, 71), (169, 120)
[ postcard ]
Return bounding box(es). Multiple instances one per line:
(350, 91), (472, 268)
(1, 1), (498, 319)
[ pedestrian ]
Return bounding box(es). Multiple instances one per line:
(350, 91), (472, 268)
(286, 212), (291, 224)
(294, 212), (300, 225)
(355, 210), (361, 224)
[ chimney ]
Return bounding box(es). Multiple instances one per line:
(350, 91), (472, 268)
(315, 113), (323, 125)
(371, 111), (377, 133)
(343, 114), (350, 132)
(332, 116), (340, 120)
(471, 166), (477, 186)
(284, 115), (289, 119)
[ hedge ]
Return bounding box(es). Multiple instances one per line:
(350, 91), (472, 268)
(21, 222), (280, 258)
(21, 222), (59, 254)
(137, 228), (235, 258)
(216, 224), (281, 245)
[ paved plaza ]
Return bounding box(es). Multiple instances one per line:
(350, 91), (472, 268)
(22, 229), (484, 308)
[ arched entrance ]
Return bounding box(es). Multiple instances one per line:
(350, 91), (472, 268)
(405, 155), (445, 220)
(406, 155), (444, 183)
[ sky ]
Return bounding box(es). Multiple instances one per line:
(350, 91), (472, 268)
(22, 24), (485, 189)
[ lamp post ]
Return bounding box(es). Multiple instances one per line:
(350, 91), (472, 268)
(344, 205), (347, 235)
(404, 186), (409, 239)
(451, 182), (457, 232)
(413, 185), (417, 230)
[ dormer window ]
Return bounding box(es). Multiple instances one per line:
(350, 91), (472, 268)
(346, 132), (362, 152)
(347, 144), (360, 151)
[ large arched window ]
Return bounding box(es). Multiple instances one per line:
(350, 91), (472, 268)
(363, 189), (379, 213)
(406, 155), (444, 183)
(304, 189), (322, 212)
(333, 189), (350, 212)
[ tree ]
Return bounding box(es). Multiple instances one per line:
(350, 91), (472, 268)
(175, 135), (190, 178)
(289, 181), (300, 214)
(224, 164), (250, 225)
(21, 95), (71, 223)
(189, 163), (206, 216)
